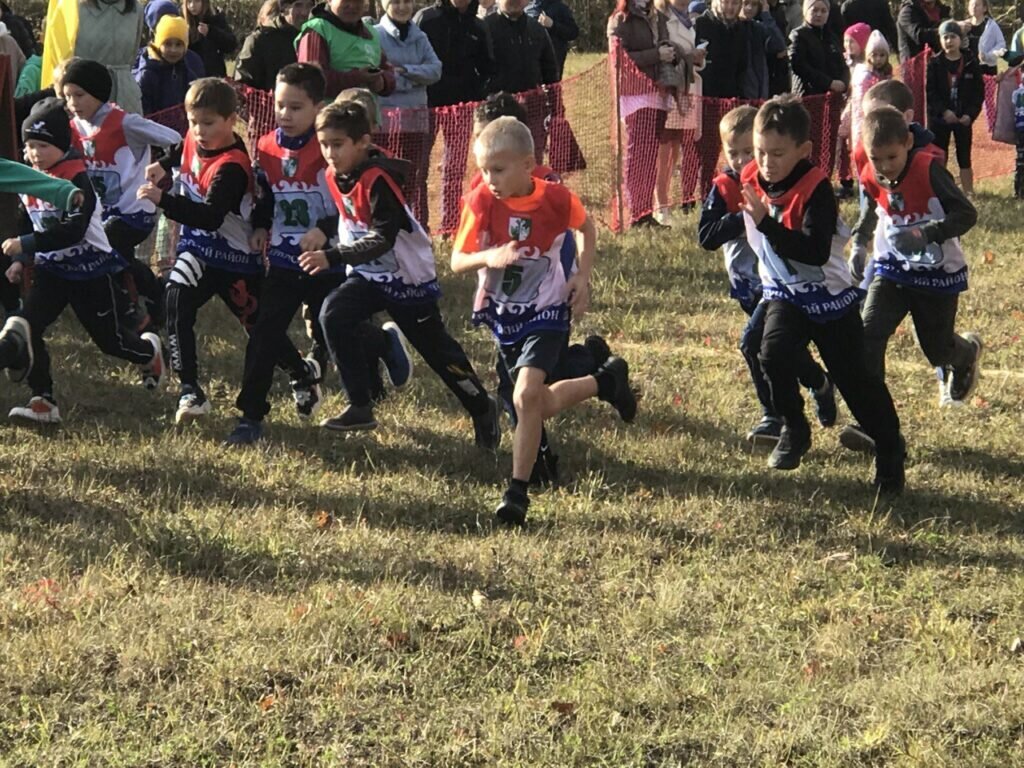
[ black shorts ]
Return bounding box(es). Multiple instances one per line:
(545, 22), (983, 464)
(499, 329), (569, 381)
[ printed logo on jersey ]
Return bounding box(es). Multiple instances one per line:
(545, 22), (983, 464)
(82, 139), (95, 159)
(191, 154), (202, 177)
(888, 191), (905, 212)
(508, 216), (532, 241)
(282, 156), (298, 178)
(342, 196), (356, 218)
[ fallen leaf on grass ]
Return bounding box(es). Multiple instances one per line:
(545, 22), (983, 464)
(314, 510), (333, 530)
(512, 634), (530, 650)
(818, 551), (853, 566)
(259, 694), (276, 711)
(973, 396), (990, 409)
(291, 603), (310, 621)
(382, 632), (410, 650)
(802, 659), (821, 681)
(983, 251), (995, 265)
(550, 701), (576, 716)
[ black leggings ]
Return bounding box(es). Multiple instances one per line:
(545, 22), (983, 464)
(929, 121), (973, 169)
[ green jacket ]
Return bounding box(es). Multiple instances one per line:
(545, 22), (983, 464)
(14, 54), (41, 99)
(298, 11), (383, 72)
(0, 159), (79, 210)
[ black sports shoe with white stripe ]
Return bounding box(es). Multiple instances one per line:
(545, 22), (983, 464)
(291, 358), (322, 419)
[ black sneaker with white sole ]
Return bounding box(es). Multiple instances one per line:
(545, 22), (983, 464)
(495, 489), (529, 527)
(0, 315), (32, 383)
(291, 358), (323, 420)
(948, 332), (983, 403)
(746, 415), (783, 446)
(175, 385), (211, 424)
(583, 335), (611, 368)
(380, 321), (414, 389)
(320, 404), (377, 432)
(596, 356), (637, 422)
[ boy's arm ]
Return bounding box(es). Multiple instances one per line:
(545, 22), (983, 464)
(251, 166), (275, 232)
(17, 171), (99, 260)
(449, 202), (518, 273)
(919, 160), (977, 242)
(754, 179), (836, 267)
(697, 186), (745, 251)
(121, 113), (184, 156)
(322, 177), (408, 268)
(850, 194), (878, 248)
(0, 158), (79, 210)
(156, 163), (248, 230)
(159, 142), (185, 172)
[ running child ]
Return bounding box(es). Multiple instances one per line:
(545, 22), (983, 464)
(138, 77), (314, 424)
(302, 101), (500, 445)
(738, 95), (905, 491)
(61, 57), (181, 331)
(698, 104), (835, 446)
(0, 98), (164, 424)
(451, 116), (637, 525)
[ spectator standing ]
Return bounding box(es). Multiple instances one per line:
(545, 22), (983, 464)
(765, 0), (792, 93)
(484, 0), (558, 160)
(525, 0), (579, 79)
(609, 0), (674, 227)
(374, 0), (441, 228)
(235, 0), (313, 90)
(297, 0), (397, 100)
(897, 0), (950, 62)
(73, 0), (145, 114)
(183, 0), (237, 79)
(789, 0), (848, 96)
(415, 0), (491, 232)
(741, 0), (787, 99)
(136, 13), (204, 114)
(964, 0), (1006, 76)
(0, 1), (32, 57)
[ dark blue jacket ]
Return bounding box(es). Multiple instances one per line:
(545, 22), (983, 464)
(525, 0), (578, 78)
(134, 49), (205, 116)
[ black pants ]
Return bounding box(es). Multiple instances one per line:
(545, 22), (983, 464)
(759, 300), (901, 454)
(861, 278), (974, 380)
(13, 268), (154, 396)
(930, 121), (973, 169)
(236, 267), (344, 421)
(740, 299), (826, 417)
(165, 254), (304, 389)
(105, 218), (163, 311)
(319, 275), (489, 415)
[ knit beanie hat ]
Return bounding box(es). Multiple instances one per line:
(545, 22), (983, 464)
(844, 22), (871, 51)
(802, 0), (827, 15)
(865, 28), (890, 56)
(61, 58), (113, 103)
(688, 1), (706, 14)
(144, 0), (180, 30)
(154, 14), (189, 48)
(22, 98), (72, 152)
(938, 19), (961, 39)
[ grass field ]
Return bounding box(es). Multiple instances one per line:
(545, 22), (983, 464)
(4, 96), (1024, 764)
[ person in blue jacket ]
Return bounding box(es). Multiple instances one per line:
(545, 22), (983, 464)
(525, 0), (579, 79)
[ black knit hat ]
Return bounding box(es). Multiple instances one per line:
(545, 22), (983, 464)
(22, 98), (72, 152)
(61, 58), (113, 103)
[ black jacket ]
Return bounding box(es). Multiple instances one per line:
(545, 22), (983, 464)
(841, 0), (897, 48)
(188, 11), (238, 79)
(788, 23), (848, 96)
(234, 16), (300, 91)
(414, 0), (492, 106)
(525, 0), (578, 79)
(926, 50), (984, 123)
(0, 2), (35, 57)
(694, 12), (750, 98)
(483, 11), (557, 95)
(897, 0), (949, 62)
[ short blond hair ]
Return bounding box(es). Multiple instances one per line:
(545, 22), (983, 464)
(474, 115), (534, 160)
(720, 104), (757, 140)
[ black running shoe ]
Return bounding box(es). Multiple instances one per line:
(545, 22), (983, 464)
(597, 356), (637, 422)
(1, 316), (32, 383)
(631, 213), (670, 230)
(948, 332), (983, 403)
(873, 435), (907, 495)
(291, 358), (323, 420)
(767, 425), (811, 470)
(583, 334), (611, 368)
(472, 395), (501, 450)
(839, 423), (876, 455)
(811, 375), (837, 428)
(320, 405), (377, 432)
(495, 490), (528, 527)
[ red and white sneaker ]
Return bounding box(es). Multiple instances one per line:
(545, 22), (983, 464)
(140, 332), (166, 390)
(9, 395), (61, 424)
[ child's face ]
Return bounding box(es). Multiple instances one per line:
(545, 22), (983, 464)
(968, 0), (986, 17)
(866, 135), (913, 183)
(714, 0), (741, 21)
(274, 82), (319, 137)
(739, 0), (759, 20)
(475, 147), (534, 200)
(804, 0), (828, 27)
(317, 127), (370, 174)
(868, 49), (888, 70)
(187, 107), (236, 150)
(754, 128), (811, 183)
(940, 32), (962, 57)
(386, 0), (414, 23)
(284, 0), (313, 26)
(25, 139), (64, 171)
(62, 83), (103, 121)
(186, 0), (204, 15)
(722, 129), (754, 174)
(844, 35), (861, 58)
(160, 38), (187, 64)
